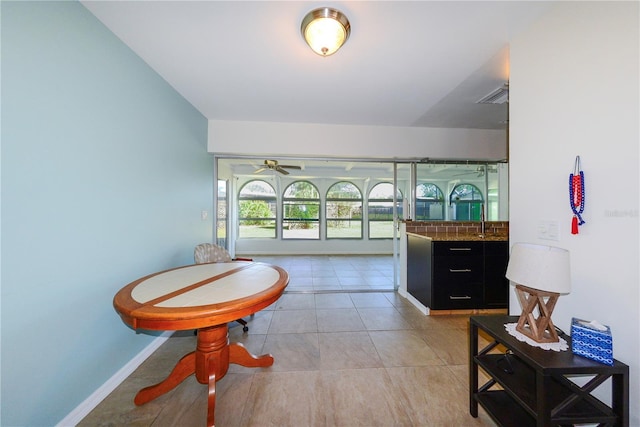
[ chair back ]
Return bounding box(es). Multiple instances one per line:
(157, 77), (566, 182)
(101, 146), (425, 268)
(194, 243), (232, 264)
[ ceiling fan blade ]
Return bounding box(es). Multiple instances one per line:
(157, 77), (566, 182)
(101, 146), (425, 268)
(275, 166), (290, 175)
(254, 167), (267, 174)
(280, 165), (302, 170)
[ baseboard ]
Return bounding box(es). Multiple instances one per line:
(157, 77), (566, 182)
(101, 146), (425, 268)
(400, 290), (430, 315)
(56, 331), (173, 427)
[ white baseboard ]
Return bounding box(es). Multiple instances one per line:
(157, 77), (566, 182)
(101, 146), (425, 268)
(399, 290), (430, 315)
(56, 331), (173, 427)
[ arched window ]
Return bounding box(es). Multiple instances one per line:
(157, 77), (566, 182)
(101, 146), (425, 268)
(326, 181), (362, 239)
(450, 183), (484, 221)
(368, 182), (402, 239)
(416, 183), (445, 220)
(283, 181), (320, 239)
(237, 180), (277, 238)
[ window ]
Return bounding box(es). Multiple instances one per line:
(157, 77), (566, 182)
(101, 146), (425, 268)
(216, 180), (228, 247)
(326, 181), (362, 239)
(238, 180), (277, 238)
(416, 183), (444, 220)
(450, 183), (484, 221)
(283, 181), (320, 239)
(368, 182), (401, 239)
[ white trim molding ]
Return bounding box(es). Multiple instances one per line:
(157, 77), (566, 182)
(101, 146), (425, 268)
(56, 331), (173, 427)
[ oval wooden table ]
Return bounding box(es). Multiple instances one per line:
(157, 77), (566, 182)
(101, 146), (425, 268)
(113, 261), (289, 427)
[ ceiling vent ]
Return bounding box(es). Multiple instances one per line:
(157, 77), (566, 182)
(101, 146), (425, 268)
(476, 85), (509, 104)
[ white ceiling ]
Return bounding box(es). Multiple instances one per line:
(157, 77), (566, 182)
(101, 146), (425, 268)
(81, 1), (554, 130)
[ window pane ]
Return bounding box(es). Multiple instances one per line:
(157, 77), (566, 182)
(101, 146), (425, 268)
(327, 200), (362, 238)
(369, 221), (395, 238)
(450, 184), (484, 221)
(284, 181), (319, 198)
(415, 200), (444, 220)
(240, 180), (276, 197)
(369, 182), (398, 199)
(327, 182), (361, 199)
(367, 182), (401, 240)
(238, 219), (276, 238)
(327, 220), (362, 238)
(326, 182), (362, 239)
(368, 201), (394, 220)
(216, 180), (227, 246)
(238, 198), (276, 238)
(283, 182), (320, 239)
(238, 180), (277, 239)
(416, 183), (444, 220)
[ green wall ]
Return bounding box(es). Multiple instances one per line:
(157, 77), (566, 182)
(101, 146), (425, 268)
(1, 2), (211, 424)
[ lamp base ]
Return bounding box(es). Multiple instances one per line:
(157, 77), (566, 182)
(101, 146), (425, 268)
(514, 284), (560, 343)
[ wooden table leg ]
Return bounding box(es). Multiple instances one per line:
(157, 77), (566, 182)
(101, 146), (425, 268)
(135, 323), (274, 427)
(207, 363), (216, 427)
(134, 351), (196, 405)
(194, 324), (230, 427)
(229, 342), (274, 367)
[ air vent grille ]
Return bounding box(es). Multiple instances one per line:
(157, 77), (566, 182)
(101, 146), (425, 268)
(476, 86), (509, 104)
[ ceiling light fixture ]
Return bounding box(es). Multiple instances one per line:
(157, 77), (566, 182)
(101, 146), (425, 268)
(301, 7), (350, 57)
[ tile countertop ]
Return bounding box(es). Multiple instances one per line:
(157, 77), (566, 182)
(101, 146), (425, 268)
(406, 232), (508, 242)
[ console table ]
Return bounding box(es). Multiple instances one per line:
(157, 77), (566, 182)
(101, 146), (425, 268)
(469, 315), (629, 427)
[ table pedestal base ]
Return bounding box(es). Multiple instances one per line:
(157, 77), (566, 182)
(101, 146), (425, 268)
(133, 323), (274, 427)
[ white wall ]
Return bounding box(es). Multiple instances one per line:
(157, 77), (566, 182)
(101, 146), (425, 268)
(208, 120), (507, 160)
(510, 2), (639, 423)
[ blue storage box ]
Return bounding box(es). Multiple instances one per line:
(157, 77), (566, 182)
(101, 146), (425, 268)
(571, 317), (613, 365)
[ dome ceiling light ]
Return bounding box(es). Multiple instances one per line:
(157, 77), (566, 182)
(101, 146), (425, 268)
(301, 7), (351, 57)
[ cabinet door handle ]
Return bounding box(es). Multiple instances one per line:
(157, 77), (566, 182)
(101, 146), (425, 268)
(449, 248), (472, 251)
(449, 268), (472, 273)
(449, 295), (472, 300)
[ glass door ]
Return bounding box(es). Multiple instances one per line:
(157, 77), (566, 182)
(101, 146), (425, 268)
(393, 162), (412, 290)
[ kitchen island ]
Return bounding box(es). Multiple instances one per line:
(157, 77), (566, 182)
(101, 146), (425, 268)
(399, 220), (509, 315)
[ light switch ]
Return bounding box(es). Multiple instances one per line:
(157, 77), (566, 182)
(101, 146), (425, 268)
(201, 210), (209, 221)
(538, 220), (559, 241)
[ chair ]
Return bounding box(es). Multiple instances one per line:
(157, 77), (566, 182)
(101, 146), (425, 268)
(194, 243), (251, 332)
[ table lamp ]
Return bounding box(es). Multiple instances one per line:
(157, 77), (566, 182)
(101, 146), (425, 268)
(505, 243), (571, 343)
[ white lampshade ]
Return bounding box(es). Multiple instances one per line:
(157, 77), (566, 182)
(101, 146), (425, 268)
(301, 8), (351, 56)
(506, 243), (571, 294)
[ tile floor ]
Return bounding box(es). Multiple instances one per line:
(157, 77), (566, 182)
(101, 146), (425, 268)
(79, 256), (496, 427)
(251, 255), (397, 292)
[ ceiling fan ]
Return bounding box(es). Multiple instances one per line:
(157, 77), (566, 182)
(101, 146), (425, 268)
(254, 159), (302, 175)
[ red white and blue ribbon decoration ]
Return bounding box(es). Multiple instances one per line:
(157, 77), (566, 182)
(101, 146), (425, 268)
(569, 156), (585, 234)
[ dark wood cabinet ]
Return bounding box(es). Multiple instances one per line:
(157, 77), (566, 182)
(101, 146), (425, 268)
(407, 234), (509, 310)
(470, 315), (629, 427)
(432, 241), (484, 309)
(483, 241), (509, 308)
(406, 233), (433, 307)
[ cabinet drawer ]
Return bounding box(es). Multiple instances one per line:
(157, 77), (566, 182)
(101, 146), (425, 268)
(433, 281), (483, 309)
(433, 256), (483, 282)
(433, 241), (483, 256)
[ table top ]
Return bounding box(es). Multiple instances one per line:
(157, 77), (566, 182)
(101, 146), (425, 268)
(114, 262), (289, 331)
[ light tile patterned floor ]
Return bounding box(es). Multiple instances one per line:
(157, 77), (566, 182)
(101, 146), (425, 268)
(251, 255), (396, 292)
(78, 257), (496, 427)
